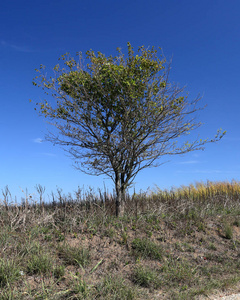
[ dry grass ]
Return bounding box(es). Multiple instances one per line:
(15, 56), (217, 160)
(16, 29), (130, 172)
(0, 180), (240, 299)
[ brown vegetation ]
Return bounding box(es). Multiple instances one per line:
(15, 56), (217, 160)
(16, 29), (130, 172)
(0, 180), (240, 299)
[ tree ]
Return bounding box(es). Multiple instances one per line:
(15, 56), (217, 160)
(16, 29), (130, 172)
(33, 43), (225, 217)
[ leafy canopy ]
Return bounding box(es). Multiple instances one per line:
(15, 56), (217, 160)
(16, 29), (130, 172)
(32, 43), (225, 191)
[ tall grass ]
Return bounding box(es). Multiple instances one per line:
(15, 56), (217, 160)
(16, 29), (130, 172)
(0, 180), (239, 232)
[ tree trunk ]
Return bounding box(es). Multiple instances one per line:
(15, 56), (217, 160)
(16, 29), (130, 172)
(115, 177), (125, 217)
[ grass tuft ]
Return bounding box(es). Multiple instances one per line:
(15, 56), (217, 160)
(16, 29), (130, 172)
(58, 243), (91, 267)
(223, 222), (233, 239)
(132, 265), (161, 289)
(0, 259), (20, 288)
(132, 238), (162, 260)
(95, 275), (137, 300)
(26, 253), (53, 275)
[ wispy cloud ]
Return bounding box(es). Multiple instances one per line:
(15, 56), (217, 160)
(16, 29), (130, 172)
(177, 160), (200, 165)
(1, 40), (32, 53)
(33, 138), (43, 143)
(176, 169), (222, 174)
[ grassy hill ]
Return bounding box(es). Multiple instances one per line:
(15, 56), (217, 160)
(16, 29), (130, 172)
(0, 180), (240, 299)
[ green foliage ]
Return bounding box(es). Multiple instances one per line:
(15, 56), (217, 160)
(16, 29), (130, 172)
(32, 43), (225, 212)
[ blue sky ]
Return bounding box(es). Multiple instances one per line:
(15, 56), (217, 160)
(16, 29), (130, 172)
(0, 0), (239, 202)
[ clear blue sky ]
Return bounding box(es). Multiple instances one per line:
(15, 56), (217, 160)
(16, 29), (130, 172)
(1, 0), (239, 202)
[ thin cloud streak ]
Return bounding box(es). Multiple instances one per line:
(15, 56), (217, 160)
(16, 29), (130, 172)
(176, 169), (237, 174)
(177, 169), (221, 174)
(177, 160), (200, 165)
(33, 138), (43, 143)
(1, 40), (32, 53)
(39, 153), (56, 157)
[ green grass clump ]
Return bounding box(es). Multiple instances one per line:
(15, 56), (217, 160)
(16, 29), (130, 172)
(52, 264), (65, 278)
(0, 259), (21, 288)
(69, 276), (90, 299)
(159, 257), (197, 288)
(18, 240), (42, 257)
(95, 275), (136, 300)
(26, 253), (53, 275)
(132, 265), (161, 289)
(132, 238), (162, 260)
(208, 242), (217, 251)
(224, 222), (233, 239)
(58, 243), (91, 267)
